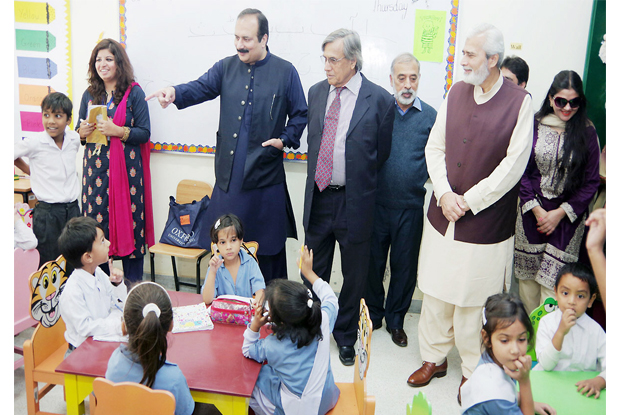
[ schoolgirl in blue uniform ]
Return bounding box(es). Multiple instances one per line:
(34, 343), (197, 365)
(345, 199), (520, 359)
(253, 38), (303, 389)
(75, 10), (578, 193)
(201, 214), (265, 305)
(460, 293), (555, 415)
(242, 246), (340, 415)
(105, 282), (209, 415)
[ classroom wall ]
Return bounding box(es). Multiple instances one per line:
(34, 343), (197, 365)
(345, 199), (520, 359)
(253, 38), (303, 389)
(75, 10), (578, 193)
(69, 0), (594, 300)
(453, 0), (594, 112)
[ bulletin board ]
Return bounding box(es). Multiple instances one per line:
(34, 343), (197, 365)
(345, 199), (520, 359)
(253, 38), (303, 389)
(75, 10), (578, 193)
(13, 0), (73, 138)
(121, 0), (460, 160)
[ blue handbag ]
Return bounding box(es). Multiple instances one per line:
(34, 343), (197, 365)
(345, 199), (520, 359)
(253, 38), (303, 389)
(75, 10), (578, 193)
(159, 195), (211, 249)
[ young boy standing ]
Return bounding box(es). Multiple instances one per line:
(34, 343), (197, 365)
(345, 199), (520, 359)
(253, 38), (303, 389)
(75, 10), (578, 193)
(14, 92), (81, 266)
(58, 216), (127, 355)
(534, 262), (606, 398)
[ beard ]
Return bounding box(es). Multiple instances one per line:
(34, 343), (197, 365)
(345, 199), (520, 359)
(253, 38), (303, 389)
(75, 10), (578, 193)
(463, 60), (490, 86)
(394, 88), (416, 107)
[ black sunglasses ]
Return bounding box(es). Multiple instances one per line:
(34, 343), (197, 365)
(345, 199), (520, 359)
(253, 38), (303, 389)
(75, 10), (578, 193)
(553, 96), (581, 109)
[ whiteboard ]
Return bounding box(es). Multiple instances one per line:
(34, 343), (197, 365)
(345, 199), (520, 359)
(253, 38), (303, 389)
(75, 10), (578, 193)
(123, 0), (459, 159)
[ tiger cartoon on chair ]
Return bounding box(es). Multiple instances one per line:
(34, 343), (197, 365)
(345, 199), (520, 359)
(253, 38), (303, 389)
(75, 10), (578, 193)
(29, 255), (68, 328)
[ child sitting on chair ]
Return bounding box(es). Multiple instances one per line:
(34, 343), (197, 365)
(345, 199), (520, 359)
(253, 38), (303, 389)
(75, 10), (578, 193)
(58, 216), (127, 356)
(201, 213), (265, 306)
(534, 262), (606, 399)
(106, 282), (210, 415)
(242, 246), (340, 415)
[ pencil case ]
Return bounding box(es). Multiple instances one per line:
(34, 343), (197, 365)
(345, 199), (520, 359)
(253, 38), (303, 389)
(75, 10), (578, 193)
(209, 298), (253, 325)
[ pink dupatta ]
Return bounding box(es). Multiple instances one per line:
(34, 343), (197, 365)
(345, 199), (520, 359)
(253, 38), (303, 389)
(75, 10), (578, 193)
(108, 82), (155, 257)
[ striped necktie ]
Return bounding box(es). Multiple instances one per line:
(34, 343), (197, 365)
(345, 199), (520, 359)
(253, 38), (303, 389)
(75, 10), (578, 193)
(315, 86), (345, 192)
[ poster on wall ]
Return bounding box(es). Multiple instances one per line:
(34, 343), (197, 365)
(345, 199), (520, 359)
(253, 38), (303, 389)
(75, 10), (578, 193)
(122, 0), (459, 159)
(14, 0), (72, 139)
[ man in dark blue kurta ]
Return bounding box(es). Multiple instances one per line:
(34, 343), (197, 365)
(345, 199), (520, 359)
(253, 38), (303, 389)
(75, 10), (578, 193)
(146, 9), (307, 282)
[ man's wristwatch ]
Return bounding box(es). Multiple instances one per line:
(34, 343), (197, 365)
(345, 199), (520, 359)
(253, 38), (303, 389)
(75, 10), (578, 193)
(280, 138), (286, 149)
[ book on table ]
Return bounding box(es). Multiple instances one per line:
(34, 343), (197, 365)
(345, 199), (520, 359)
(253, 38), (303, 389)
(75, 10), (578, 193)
(172, 303), (214, 333)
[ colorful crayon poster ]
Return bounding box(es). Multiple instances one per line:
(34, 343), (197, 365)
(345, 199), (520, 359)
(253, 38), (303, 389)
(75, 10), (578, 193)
(414, 9), (447, 63)
(14, 0), (72, 138)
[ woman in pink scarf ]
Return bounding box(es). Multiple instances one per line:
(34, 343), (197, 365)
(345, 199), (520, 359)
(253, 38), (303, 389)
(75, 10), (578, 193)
(76, 38), (154, 283)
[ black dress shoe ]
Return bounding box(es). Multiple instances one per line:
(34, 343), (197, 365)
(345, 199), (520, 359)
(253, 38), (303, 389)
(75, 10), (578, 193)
(386, 326), (408, 347)
(372, 321), (383, 330)
(338, 346), (355, 366)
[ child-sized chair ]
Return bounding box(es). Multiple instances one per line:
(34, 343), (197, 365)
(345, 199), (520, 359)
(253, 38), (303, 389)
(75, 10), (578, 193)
(406, 392), (432, 415)
(528, 297), (558, 362)
(211, 240), (259, 261)
(23, 255), (69, 415)
(89, 377), (176, 415)
(15, 202), (34, 228)
(328, 299), (375, 415)
(15, 248), (40, 369)
(149, 179), (213, 293)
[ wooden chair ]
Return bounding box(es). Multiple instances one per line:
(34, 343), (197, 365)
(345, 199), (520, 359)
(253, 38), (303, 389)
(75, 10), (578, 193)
(89, 377), (176, 415)
(328, 299), (375, 415)
(15, 248), (40, 369)
(242, 241), (259, 261)
(149, 180), (213, 293)
(211, 240), (259, 261)
(15, 202), (34, 227)
(23, 255), (69, 415)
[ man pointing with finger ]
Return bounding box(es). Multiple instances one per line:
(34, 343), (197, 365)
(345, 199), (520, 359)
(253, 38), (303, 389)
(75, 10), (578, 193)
(407, 23), (533, 404)
(146, 9), (307, 282)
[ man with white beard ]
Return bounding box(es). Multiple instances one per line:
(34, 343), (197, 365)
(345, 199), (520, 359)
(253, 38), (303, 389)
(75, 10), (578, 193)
(365, 53), (436, 348)
(406, 23), (533, 405)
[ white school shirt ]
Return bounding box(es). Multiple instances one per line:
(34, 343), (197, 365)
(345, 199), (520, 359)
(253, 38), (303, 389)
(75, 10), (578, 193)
(534, 308), (606, 381)
(461, 353), (519, 414)
(60, 267), (127, 348)
(14, 127), (81, 203)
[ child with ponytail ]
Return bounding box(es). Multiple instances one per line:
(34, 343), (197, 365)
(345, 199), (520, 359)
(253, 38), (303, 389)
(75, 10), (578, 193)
(105, 282), (208, 415)
(242, 246), (340, 415)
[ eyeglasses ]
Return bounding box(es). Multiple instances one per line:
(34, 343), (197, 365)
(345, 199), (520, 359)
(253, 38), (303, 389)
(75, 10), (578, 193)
(553, 96), (581, 109)
(320, 55), (346, 66)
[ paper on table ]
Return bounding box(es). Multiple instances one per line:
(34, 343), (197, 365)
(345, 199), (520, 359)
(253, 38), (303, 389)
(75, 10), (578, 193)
(173, 303), (214, 333)
(94, 333), (128, 342)
(86, 105), (108, 144)
(216, 294), (254, 303)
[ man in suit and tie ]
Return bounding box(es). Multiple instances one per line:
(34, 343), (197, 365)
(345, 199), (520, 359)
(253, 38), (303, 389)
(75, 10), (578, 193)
(303, 28), (395, 366)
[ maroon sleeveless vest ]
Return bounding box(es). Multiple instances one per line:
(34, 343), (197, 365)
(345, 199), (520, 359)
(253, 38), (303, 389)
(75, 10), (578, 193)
(427, 79), (529, 244)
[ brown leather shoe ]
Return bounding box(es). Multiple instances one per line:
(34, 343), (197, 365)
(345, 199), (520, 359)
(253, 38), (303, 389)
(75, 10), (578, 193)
(457, 376), (468, 405)
(407, 359), (448, 387)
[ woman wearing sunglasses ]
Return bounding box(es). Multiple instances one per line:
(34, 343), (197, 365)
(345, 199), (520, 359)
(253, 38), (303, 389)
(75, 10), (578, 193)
(514, 70), (601, 313)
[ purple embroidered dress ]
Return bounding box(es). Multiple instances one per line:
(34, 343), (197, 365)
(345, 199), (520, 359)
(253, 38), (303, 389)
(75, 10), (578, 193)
(514, 121), (600, 288)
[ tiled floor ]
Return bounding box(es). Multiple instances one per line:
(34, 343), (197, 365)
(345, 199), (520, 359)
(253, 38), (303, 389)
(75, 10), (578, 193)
(14, 272), (464, 415)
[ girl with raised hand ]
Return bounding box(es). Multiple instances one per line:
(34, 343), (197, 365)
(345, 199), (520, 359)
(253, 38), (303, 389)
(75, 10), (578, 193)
(242, 246), (340, 414)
